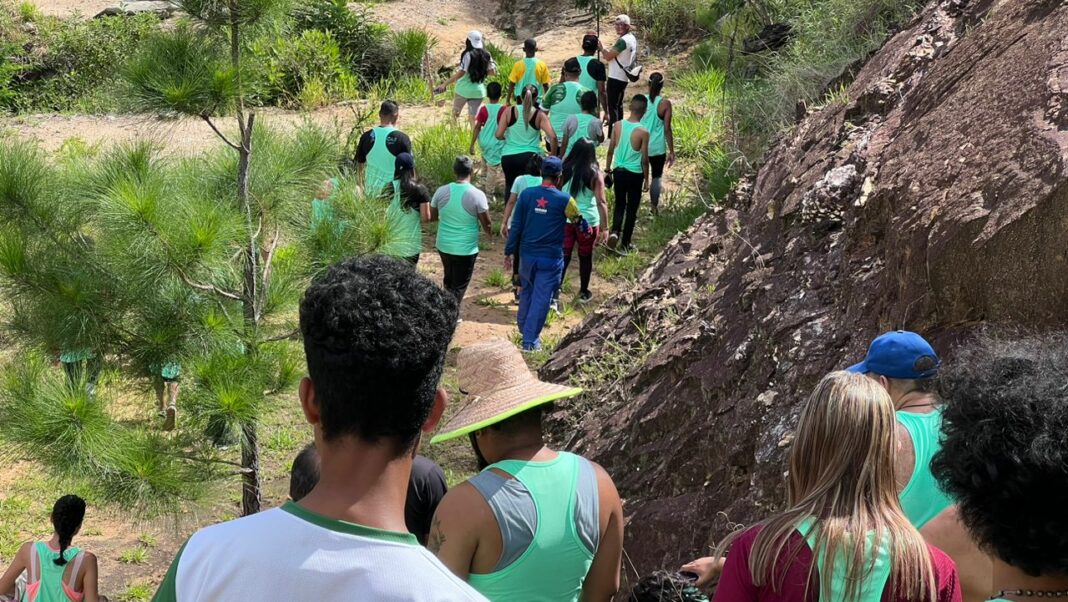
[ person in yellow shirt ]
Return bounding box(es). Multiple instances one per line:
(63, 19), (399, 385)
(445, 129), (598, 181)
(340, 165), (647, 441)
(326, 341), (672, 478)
(507, 38), (551, 105)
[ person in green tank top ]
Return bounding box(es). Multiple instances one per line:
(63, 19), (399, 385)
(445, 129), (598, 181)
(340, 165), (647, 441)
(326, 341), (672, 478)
(496, 85), (557, 208)
(572, 34), (608, 117)
(387, 153), (431, 265)
(506, 39), (550, 104)
(0, 495), (100, 602)
(355, 101), (413, 199)
(848, 330), (992, 602)
(435, 31), (498, 124)
(605, 94), (650, 253)
(470, 82), (506, 202)
(430, 156), (492, 311)
(427, 338), (625, 602)
(543, 58), (591, 143)
(641, 73), (676, 215)
(684, 371), (960, 601)
(561, 91), (605, 160)
(931, 334), (1068, 602)
(558, 139), (608, 305)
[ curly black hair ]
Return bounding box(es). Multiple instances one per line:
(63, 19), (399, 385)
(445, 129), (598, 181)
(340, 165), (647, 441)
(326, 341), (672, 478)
(299, 255), (458, 450)
(931, 333), (1068, 576)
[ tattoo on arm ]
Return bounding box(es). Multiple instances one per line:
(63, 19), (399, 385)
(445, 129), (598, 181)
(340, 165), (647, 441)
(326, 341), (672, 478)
(428, 517), (447, 555)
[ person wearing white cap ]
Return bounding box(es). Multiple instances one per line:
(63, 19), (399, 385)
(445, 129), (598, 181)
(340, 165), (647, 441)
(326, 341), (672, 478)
(427, 338), (624, 602)
(600, 14), (639, 127)
(436, 31), (497, 124)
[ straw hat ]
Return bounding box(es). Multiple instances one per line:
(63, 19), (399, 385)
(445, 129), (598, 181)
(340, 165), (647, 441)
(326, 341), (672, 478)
(431, 338), (582, 443)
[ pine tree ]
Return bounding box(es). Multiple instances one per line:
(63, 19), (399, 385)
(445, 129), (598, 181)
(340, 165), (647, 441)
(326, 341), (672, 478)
(0, 0), (411, 516)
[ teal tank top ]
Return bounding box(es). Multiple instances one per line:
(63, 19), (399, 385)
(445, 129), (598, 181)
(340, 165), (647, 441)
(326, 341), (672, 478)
(576, 55), (600, 95)
(564, 176), (598, 227)
(28, 541), (83, 602)
(547, 81), (589, 139)
(435, 182), (480, 256)
(897, 408), (954, 528)
(615, 120), (645, 174)
(364, 126), (397, 198)
(796, 518), (892, 602)
(501, 107), (544, 157)
(641, 95), (667, 157)
(456, 51), (487, 99)
(467, 452), (596, 602)
(516, 57), (542, 99)
(566, 113), (599, 158)
(478, 103), (505, 166)
(388, 180), (423, 258)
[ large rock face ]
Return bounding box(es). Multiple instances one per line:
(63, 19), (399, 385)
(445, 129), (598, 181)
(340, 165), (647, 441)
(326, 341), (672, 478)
(543, 0), (1068, 576)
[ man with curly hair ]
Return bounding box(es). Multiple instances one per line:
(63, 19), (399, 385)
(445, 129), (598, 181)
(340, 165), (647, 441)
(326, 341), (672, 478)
(152, 256), (485, 601)
(848, 331), (992, 601)
(933, 334), (1068, 602)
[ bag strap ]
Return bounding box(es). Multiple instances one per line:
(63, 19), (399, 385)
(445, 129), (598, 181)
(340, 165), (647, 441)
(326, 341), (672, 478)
(68, 552), (85, 589)
(28, 542), (38, 584)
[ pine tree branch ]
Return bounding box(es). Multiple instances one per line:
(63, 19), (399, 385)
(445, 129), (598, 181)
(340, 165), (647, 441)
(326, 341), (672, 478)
(261, 328), (299, 343)
(260, 228), (281, 289)
(200, 114), (242, 151)
(175, 266), (242, 301)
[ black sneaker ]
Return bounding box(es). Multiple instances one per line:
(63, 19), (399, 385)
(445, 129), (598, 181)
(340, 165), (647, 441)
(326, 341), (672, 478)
(578, 290), (593, 304)
(607, 232), (619, 249)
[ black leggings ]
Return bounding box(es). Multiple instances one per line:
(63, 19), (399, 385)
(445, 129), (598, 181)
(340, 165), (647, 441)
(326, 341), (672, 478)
(607, 78), (628, 128)
(611, 168), (643, 249)
(439, 251), (478, 307)
(501, 152), (536, 200)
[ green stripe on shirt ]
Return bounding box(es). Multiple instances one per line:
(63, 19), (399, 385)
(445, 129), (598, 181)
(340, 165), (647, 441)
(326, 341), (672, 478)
(152, 541), (186, 602)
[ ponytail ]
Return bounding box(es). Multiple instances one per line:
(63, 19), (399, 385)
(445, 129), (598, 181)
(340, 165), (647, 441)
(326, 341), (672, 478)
(648, 72), (665, 101)
(521, 85), (538, 129)
(51, 495), (86, 565)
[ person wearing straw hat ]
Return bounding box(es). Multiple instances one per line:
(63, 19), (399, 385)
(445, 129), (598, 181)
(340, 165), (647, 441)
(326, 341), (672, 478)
(427, 338), (624, 602)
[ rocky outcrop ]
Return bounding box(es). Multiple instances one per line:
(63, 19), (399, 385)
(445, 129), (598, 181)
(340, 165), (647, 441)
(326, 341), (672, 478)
(491, 0), (588, 39)
(94, 1), (176, 19)
(543, 0), (1068, 576)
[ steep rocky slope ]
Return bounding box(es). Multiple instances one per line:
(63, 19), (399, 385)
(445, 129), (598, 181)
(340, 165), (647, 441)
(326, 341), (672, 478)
(543, 0), (1068, 576)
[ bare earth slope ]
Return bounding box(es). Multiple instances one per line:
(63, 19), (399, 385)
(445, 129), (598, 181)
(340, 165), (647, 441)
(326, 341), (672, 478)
(543, 0), (1068, 575)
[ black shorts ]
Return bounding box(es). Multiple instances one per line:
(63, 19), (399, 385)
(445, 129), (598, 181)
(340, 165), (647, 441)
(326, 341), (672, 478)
(649, 154), (667, 179)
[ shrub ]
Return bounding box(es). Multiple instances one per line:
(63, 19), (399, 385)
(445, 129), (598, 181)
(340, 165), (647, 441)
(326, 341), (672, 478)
(612, 0), (707, 49)
(290, 0), (393, 83)
(392, 28), (437, 78)
(413, 123), (470, 188)
(365, 75), (430, 105)
(486, 41), (516, 92)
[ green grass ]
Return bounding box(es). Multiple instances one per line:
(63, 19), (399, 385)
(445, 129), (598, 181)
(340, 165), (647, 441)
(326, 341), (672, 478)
(137, 532), (157, 547)
(484, 268), (509, 289)
(613, 0), (708, 49)
(486, 41), (517, 92)
(413, 122), (470, 188)
(474, 297), (504, 309)
(119, 546), (148, 564)
(116, 582), (153, 602)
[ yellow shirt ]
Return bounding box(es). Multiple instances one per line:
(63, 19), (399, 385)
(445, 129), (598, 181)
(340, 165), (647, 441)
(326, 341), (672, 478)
(508, 58), (551, 85)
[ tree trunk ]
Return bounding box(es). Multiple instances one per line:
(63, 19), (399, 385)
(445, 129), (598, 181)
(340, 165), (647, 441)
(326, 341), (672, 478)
(240, 418), (260, 515)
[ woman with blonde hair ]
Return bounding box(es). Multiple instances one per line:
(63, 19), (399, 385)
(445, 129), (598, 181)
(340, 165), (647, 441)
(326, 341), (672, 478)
(683, 371), (962, 601)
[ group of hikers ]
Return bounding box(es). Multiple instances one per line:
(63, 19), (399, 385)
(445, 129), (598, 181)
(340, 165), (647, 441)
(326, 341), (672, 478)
(2, 15), (1067, 602)
(3, 256), (1067, 602)
(351, 17), (674, 349)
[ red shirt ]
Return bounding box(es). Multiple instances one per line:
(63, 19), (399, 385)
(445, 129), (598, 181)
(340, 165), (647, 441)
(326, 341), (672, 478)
(712, 526), (962, 602)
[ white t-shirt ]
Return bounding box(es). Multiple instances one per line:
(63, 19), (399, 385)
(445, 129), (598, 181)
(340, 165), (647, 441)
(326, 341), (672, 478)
(608, 33), (638, 82)
(153, 502), (486, 601)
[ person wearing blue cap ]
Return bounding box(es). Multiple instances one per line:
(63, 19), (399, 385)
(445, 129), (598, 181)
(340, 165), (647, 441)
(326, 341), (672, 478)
(849, 330), (992, 602)
(505, 156), (581, 351)
(387, 152), (431, 265)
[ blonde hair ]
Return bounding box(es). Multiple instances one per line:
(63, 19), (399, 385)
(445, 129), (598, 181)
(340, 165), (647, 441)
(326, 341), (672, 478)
(521, 84), (537, 130)
(718, 371), (935, 599)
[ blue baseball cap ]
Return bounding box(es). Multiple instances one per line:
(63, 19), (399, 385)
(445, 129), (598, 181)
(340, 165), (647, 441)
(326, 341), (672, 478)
(541, 156), (563, 176)
(847, 331), (940, 379)
(395, 152), (415, 170)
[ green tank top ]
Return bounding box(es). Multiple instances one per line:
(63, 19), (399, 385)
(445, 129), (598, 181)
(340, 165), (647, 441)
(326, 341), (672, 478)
(796, 518), (892, 602)
(30, 541), (83, 602)
(456, 51), (487, 99)
(388, 180), (423, 258)
(614, 120), (645, 174)
(478, 104), (505, 166)
(547, 81), (589, 139)
(516, 57), (542, 100)
(501, 107), (544, 157)
(365, 126), (397, 198)
(897, 408), (954, 528)
(564, 176), (598, 227)
(468, 452), (595, 602)
(641, 95), (667, 157)
(576, 55), (600, 95)
(566, 113), (599, 157)
(435, 182), (480, 256)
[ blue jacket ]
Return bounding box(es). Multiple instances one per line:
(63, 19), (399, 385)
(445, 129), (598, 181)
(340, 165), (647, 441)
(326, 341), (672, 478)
(505, 183), (580, 259)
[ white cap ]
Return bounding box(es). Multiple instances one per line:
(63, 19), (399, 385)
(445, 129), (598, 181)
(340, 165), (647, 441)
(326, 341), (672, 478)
(614, 14), (631, 26)
(467, 30), (484, 49)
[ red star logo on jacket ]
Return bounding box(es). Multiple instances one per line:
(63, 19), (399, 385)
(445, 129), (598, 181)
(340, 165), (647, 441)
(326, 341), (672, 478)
(536, 198), (549, 208)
